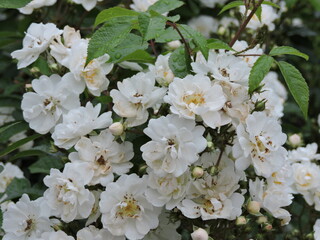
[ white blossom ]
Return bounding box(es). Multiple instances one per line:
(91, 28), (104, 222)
(2, 194), (52, 240)
(291, 161), (320, 193)
(11, 22), (62, 69)
(164, 74), (227, 129)
(0, 162), (24, 193)
(21, 73), (82, 134)
(188, 15), (218, 38)
(40, 231), (74, 240)
(18, 0), (57, 15)
(130, 0), (158, 12)
(314, 219), (320, 240)
(199, 0), (228, 8)
(0, 107), (15, 126)
(110, 72), (166, 127)
(141, 114), (207, 177)
(191, 228), (208, 240)
(9, 131), (34, 151)
(43, 163), (95, 222)
(70, 0), (103, 11)
(52, 102), (112, 149)
(232, 40), (263, 67)
(148, 54), (174, 87)
(99, 174), (161, 240)
(77, 225), (125, 240)
(288, 143), (320, 162)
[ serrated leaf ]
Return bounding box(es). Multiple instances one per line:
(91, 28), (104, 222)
(87, 20), (134, 64)
(148, 0), (184, 14)
(269, 46), (309, 60)
(0, 0), (32, 8)
(169, 46), (191, 78)
(29, 156), (64, 174)
(155, 27), (180, 43)
(218, 1), (244, 15)
(108, 34), (148, 63)
(180, 24), (209, 60)
(120, 50), (155, 63)
(277, 61), (309, 119)
(0, 134), (42, 158)
(262, 1), (280, 8)
(94, 7), (139, 26)
(207, 38), (234, 51)
(138, 13), (167, 41)
(249, 55), (274, 94)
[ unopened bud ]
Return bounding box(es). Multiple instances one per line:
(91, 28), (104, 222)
(30, 67), (40, 74)
(209, 166), (218, 176)
(109, 122), (124, 136)
(247, 201), (261, 215)
(254, 99), (266, 112)
(256, 216), (268, 224)
(236, 216), (247, 226)
(191, 228), (209, 240)
(207, 141), (214, 149)
(264, 224), (272, 231)
(288, 134), (302, 147)
(192, 167), (204, 178)
(167, 40), (182, 50)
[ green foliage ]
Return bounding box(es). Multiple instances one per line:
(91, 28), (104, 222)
(207, 39), (234, 51)
(277, 61), (309, 119)
(120, 50), (155, 63)
(8, 149), (47, 162)
(94, 7), (139, 27)
(218, 1), (244, 15)
(262, 1), (281, 8)
(269, 46), (309, 60)
(0, 0), (32, 8)
(248, 55), (274, 94)
(169, 46), (191, 78)
(308, 0), (320, 10)
(148, 0), (184, 14)
(29, 155), (64, 174)
(138, 12), (167, 41)
(0, 121), (22, 135)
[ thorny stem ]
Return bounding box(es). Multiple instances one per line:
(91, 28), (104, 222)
(166, 21), (192, 56)
(229, 0), (264, 47)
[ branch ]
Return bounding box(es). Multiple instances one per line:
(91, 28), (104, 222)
(149, 40), (158, 57)
(166, 21), (192, 56)
(229, 0), (264, 47)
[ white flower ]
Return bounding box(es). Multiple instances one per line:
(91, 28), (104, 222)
(2, 194), (52, 240)
(239, 5), (279, 31)
(11, 22), (62, 69)
(232, 40), (264, 67)
(144, 211), (181, 240)
(43, 163), (95, 222)
(67, 38), (113, 96)
(292, 162), (320, 193)
(191, 228), (208, 240)
(85, 190), (102, 226)
(99, 174), (161, 240)
(199, 0), (228, 8)
(69, 129), (134, 186)
(148, 54), (174, 87)
(9, 131), (34, 151)
(52, 102), (112, 149)
(110, 72), (166, 127)
(249, 178), (293, 224)
(0, 162), (24, 193)
(130, 0), (158, 12)
(21, 73), (82, 134)
(77, 225), (125, 240)
(233, 111), (287, 177)
(145, 170), (190, 210)
(164, 74), (227, 129)
(0, 107), (15, 126)
(288, 143), (320, 162)
(188, 15), (218, 38)
(40, 231), (74, 240)
(18, 0), (57, 15)
(70, 0), (103, 11)
(314, 219), (320, 240)
(191, 51), (251, 85)
(50, 26), (81, 68)
(141, 114), (207, 177)
(179, 192), (244, 221)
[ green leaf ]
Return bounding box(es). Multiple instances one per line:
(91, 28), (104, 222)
(0, 121), (21, 135)
(120, 50), (155, 63)
(155, 27), (180, 43)
(277, 61), (309, 119)
(32, 57), (52, 76)
(269, 46), (309, 60)
(108, 34), (148, 63)
(0, 134), (42, 158)
(0, 0), (32, 8)
(148, 0), (184, 14)
(180, 24), (209, 60)
(29, 156), (64, 174)
(8, 149), (47, 162)
(138, 13), (167, 41)
(218, 1), (244, 15)
(94, 7), (139, 26)
(207, 38), (234, 51)
(0, 121), (29, 144)
(256, 6), (262, 21)
(262, 1), (280, 8)
(308, 0), (320, 10)
(87, 20), (134, 64)
(249, 55), (274, 94)
(169, 46), (191, 78)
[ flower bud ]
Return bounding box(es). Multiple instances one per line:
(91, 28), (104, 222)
(191, 228), (209, 240)
(109, 122), (124, 136)
(236, 216), (247, 226)
(247, 201), (261, 215)
(288, 134), (302, 147)
(256, 216), (268, 224)
(192, 167), (204, 178)
(209, 166), (218, 176)
(167, 40), (182, 50)
(264, 224), (273, 231)
(207, 141), (214, 149)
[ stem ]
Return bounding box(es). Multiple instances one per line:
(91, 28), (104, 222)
(229, 0), (264, 47)
(149, 40), (158, 56)
(236, 53), (263, 57)
(166, 21), (192, 56)
(215, 148), (225, 168)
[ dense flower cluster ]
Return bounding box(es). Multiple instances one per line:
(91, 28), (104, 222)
(1, 0), (318, 239)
